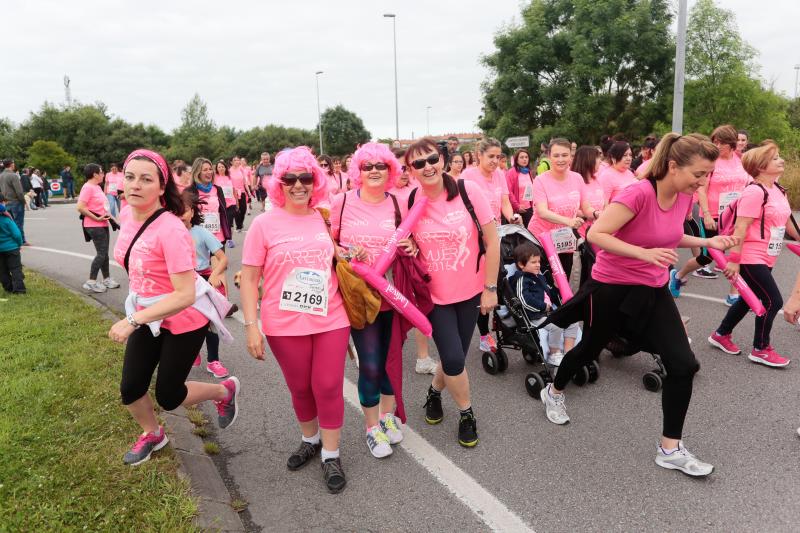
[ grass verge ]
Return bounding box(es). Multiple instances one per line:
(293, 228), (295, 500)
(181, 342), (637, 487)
(0, 271), (198, 532)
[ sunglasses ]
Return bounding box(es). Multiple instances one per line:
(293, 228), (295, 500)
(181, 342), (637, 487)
(410, 154), (440, 170)
(360, 162), (388, 172)
(319, 162), (329, 168)
(280, 173), (314, 186)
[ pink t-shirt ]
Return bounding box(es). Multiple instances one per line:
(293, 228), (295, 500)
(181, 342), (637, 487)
(331, 190), (399, 312)
(403, 181), (494, 305)
(597, 166), (637, 203)
(114, 206), (208, 334)
(592, 179), (692, 288)
(229, 167), (246, 198)
(214, 175), (237, 208)
(105, 172), (123, 196)
(515, 169), (535, 210)
(198, 187), (224, 242)
(461, 166), (508, 222)
(579, 177), (605, 238)
(527, 170), (587, 236)
(737, 183), (791, 267)
(634, 158), (652, 178)
(388, 186), (412, 204)
(79, 183), (110, 228)
(705, 155), (751, 219)
(241, 208), (350, 336)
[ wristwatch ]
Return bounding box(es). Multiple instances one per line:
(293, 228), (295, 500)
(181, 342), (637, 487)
(126, 313), (141, 329)
(484, 284), (498, 293)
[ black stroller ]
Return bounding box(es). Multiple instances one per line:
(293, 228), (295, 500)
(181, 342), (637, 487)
(479, 225), (599, 398)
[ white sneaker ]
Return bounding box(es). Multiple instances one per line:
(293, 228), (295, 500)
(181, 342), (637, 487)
(365, 425), (392, 458)
(82, 281), (106, 293)
(546, 351), (564, 366)
(655, 441), (714, 477)
(540, 384), (570, 425)
(415, 357), (438, 375)
(103, 278), (120, 289)
(379, 413), (403, 444)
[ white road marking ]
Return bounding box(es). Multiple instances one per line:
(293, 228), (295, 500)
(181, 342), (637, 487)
(681, 291), (783, 316)
(26, 246), (124, 270)
(24, 217), (47, 220)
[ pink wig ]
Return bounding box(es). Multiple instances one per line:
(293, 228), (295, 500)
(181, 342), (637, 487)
(267, 146), (329, 208)
(347, 142), (401, 190)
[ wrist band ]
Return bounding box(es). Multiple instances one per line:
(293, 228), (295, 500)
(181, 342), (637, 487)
(727, 252), (741, 263)
(243, 320), (258, 327)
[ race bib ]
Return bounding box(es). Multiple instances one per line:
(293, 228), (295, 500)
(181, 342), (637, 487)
(551, 226), (577, 254)
(222, 186), (234, 199)
(202, 212), (220, 234)
(279, 268), (329, 316)
(718, 191), (740, 215)
(767, 227), (785, 257)
(522, 183), (534, 201)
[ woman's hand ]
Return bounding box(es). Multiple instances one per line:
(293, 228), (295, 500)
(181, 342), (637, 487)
(707, 235), (740, 250)
(569, 217), (583, 230)
(703, 213), (717, 231)
(637, 247), (679, 268)
(398, 238), (418, 256)
(723, 261), (740, 279)
(350, 245), (368, 262)
(246, 325), (266, 360)
(108, 319), (136, 344)
(479, 289), (498, 315)
(783, 294), (800, 324)
(208, 273), (222, 288)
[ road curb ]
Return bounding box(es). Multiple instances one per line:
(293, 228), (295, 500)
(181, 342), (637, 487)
(31, 268), (245, 533)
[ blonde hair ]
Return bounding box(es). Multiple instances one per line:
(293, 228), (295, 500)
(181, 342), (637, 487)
(641, 133), (719, 181)
(741, 140), (778, 178)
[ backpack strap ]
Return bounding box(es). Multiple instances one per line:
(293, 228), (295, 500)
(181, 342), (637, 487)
(457, 179), (486, 272)
(336, 191), (348, 246)
(124, 208), (167, 272)
(751, 182), (769, 239)
(388, 192), (401, 228)
(408, 187), (417, 209)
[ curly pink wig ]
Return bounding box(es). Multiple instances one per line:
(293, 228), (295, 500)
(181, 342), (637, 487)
(267, 146), (329, 208)
(346, 142), (402, 190)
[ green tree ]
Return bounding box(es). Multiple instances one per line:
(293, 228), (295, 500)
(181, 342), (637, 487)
(167, 94), (230, 162)
(26, 140), (77, 178)
(318, 105), (371, 156)
(0, 118), (22, 160)
(479, 0), (674, 144)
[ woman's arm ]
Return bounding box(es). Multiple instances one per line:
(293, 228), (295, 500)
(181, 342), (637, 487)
(501, 194), (518, 223)
(240, 265), (266, 359)
(786, 216), (800, 241)
(697, 182), (715, 230)
(588, 202), (678, 267)
(76, 200), (105, 221)
(208, 249), (228, 287)
(479, 221), (500, 314)
(535, 201), (582, 229)
(783, 271), (800, 324)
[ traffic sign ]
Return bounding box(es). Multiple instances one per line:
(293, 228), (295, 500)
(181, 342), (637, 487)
(505, 136), (530, 148)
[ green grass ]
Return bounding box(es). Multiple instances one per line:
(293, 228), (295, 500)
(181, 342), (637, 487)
(0, 272), (198, 532)
(203, 442), (220, 455)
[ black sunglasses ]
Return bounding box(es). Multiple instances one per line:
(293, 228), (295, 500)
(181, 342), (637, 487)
(410, 154), (440, 170)
(360, 162), (388, 172)
(319, 162), (329, 168)
(280, 173), (314, 186)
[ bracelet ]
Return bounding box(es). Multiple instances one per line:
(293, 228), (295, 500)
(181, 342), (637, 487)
(126, 313), (141, 329)
(727, 252), (741, 263)
(243, 320), (258, 327)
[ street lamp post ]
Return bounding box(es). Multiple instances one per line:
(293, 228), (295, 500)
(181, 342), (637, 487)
(315, 71), (324, 155)
(671, 0), (688, 134)
(426, 106), (432, 136)
(383, 14), (399, 141)
(794, 65), (799, 99)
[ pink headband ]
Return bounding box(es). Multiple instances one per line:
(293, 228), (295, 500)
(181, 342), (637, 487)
(124, 149), (170, 184)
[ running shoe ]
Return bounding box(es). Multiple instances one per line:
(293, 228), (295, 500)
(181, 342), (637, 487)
(423, 387), (443, 425)
(287, 441), (321, 471)
(82, 280), (107, 293)
(226, 239), (236, 248)
(724, 295), (740, 307)
(192, 355), (201, 367)
(415, 357), (438, 375)
(123, 427), (169, 466)
(366, 425), (392, 458)
(214, 377), (240, 429)
(540, 384), (570, 425)
(692, 267), (718, 279)
(708, 332), (741, 355)
(226, 303), (239, 318)
(748, 346), (790, 368)
(479, 334), (497, 353)
(669, 268), (686, 298)
(206, 361), (230, 379)
(655, 441), (714, 477)
(321, 457), (346, 493)
(103, 278), (121, 289)
(236, 228), (242, 233)
(457, 410), (478, 448)
(380, 412), (403, 444)
(546, 351), (564, 367)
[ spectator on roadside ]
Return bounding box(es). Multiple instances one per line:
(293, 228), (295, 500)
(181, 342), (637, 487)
(0, 159), (27, 245)
(0, 192), (25, 294)
(40, 171), (50, 207)
(20, 168), (33, 194)
(60, 165), (75, 201)
(30, 169), (44, 208)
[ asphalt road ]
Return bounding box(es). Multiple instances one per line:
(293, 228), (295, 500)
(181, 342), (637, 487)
(21, 202), (800, 532)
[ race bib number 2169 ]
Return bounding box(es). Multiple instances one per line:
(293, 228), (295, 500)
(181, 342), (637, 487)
(279, 268), (329, 316)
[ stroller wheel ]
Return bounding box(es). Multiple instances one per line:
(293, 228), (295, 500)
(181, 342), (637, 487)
(642, 371), (662, 392)
(525, 372), (545, 398)
(481, 351), (500, 375)
(522, 348), (538, 365)
(587, 361), (600, 383)
(538, 369), (552, 383)
(496, 348), (509, 372)
(572, 365), (590, 387)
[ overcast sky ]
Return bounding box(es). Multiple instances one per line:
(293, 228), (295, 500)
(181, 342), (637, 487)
(4, 0), (798, 140)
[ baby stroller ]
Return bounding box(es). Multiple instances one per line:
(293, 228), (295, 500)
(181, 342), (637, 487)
(480, 225), (599, 398)
(577, 234), (667, 392)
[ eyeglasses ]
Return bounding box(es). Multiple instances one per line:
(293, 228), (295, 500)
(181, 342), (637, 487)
(410, 154), (440, 170)
(360, 162), (388, 172)
(319, 162), (329, 168)
(280, 173), (314, 186)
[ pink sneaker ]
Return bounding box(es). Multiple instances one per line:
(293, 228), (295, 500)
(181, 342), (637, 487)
(193, 355), (201, 367)
(123, 427), (169, 466)
(748, 346), (790, 368)
(707, 332), (741, 355)
(206, 361), (230, 379)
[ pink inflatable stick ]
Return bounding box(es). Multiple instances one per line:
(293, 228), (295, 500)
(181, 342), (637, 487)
(372, 195), (429, 276)
(350, 260), (433, 337)
(537, 231), (574, 302)
(708, 248), (766, 316)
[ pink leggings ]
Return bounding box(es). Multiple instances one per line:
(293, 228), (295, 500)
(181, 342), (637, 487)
(266, 326), (350, 430)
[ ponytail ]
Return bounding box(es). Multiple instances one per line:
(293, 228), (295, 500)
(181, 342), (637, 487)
(642, 133), (719, 181)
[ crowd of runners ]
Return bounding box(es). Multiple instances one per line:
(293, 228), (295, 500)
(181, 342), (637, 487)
(2, 123), (798, 494)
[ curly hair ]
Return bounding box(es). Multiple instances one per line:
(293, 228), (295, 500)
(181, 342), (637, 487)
(266, 147), (329, 208)
(346, 142), (402, 190)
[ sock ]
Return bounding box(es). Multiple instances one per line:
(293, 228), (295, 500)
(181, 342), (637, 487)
(660, 445), (679, 455)
(152, 427), (162, 437)
(547, 384), (563, 399)
(365, 424), (380, 435)
(302, 431), (320, 445)
(459, 406), (473, 416)
(428, 384), (441, 396)
(321, 447), (339, 462)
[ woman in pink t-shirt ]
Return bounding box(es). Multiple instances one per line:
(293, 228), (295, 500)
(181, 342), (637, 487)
(596, 141), (637, 203)
(240, 146), (350, 493)
(213, 160), (238, 238)
(505, 149), (534, 226)
(540, 133), (738, 478)
(172, 164), (193, 193)
(447, 152), (465, 179)
(709, 142), (800, 368)
(190, 158), (232, 247)
(104, 164), (122, 218)
(110, 149), (240, 467)
(77, 163), (120, 293)
(571, 146), (606, 285)
(403, 138), (500, 448)
(229, 157), (251, 232)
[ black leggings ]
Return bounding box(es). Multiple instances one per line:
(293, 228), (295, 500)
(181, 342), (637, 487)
(225, 205), (236, 235)
(120, 324), (209, 410)
(85, 226), (110, 279)
(554, 283), (698, 439)
(716, 264), (782, 350)
(429, 293), (481, 376)
(558, 252), (574, 282)
(235, 193), (247, 229)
